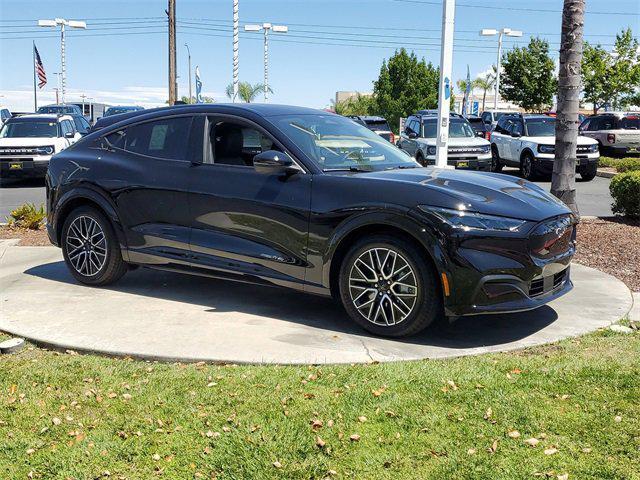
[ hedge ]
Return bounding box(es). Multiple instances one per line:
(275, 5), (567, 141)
(610, 171), (640, 218)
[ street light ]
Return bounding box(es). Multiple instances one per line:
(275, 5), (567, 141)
(38, 18), (87, 104)
(184, 43), (192, 103)
(480, 27), (523, 110)
(244, 23), (288, 102)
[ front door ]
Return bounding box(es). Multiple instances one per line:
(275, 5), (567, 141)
(187, 115), (312, 290)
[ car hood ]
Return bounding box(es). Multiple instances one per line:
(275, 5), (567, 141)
(358, 167), (571, 221)
(527, 135), (598, 146)
(0, 137), (58, 146)
(418, 136), (489, 147)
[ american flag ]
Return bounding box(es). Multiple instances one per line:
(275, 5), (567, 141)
(34, 44), (47, 89)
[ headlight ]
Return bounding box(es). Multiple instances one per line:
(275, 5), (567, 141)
(480, 145), (490, 154)
(37, 146), (55, 155)
(589, 144), (598, 152)
(418, 206), (528, 232)
(427, 146), (436, 156)
(537, 144), (555, 154)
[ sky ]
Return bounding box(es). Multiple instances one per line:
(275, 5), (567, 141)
(0, 0), (638, 111)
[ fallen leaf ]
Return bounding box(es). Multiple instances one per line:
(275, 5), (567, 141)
(358, 416), (367, 423)
(483, 407), (492, 420)
(488, 439), (498, 454)
(311, 419), (323, 430)
(446, 380), (458, 390)
(52, 417), (62, 426)
(272, 461), (282, 469)
(508, 430), (521, 439)
(510, 368), (522, 374)
(107, 392), (117, 399)
(524, 438), (540, 447)
(581, 447), (592, 453)
(349, 434), (361, 442)
(467, 448), (476, 455)
(152, 454), (161, 461)
(316, 436), (326, 448)
(544, 447), (558, 455)
(122, 393), (132, 400)
(557, 475), (569, 480)
(26, 448), (35, 455)
(372, 387), (386, 397)
(614, 415), (622, 423)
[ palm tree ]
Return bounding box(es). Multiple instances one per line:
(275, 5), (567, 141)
(225, 81), (273, 103)
(551, 0), (584, 215)
(475, 74), (495, 112)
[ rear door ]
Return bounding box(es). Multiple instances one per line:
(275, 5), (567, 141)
(100, 114), (197, 266)
(186, 114), (312, 290)
(508, 120), (525, 161)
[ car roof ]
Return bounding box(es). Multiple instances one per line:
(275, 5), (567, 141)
(10, 113), (70, 121)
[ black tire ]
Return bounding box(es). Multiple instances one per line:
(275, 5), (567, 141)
(61, 206), (127, 286)
(580, 163), (597, 181)
(520, 152), (538, 181)
(416, 152), (427, 167)
(338, 234), (442, 337)
(490, 145), (503, 172)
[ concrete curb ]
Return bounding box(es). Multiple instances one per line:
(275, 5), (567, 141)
(596, 169), (616, 179)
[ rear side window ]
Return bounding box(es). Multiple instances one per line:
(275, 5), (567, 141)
(620, 117), (640, 129)
(105, 116), (193, 161)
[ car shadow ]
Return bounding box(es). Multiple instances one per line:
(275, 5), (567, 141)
(25, 261), (559, 350)
(0, 178), (46, 188)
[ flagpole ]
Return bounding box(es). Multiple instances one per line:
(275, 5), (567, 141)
(33, 41), (38, 111)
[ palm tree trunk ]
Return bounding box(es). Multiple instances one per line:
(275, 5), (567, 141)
(482, 90), (487, 112)
(551, 0), (585, 216)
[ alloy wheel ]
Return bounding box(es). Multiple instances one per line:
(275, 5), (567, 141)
(65, 215), (108, 276)
(348, 247), (418, 326)
(522, 155), (532, 179)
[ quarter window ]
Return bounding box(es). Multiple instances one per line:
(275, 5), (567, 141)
(105, 116), (193, 161)
(207, 119), (278, 166)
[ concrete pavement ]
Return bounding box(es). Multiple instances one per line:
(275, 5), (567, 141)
(0, 242), (632, 364)
(0, 178), (46, 219)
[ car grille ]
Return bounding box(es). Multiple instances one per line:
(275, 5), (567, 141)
(576, 146), (593, 154)
(0, 146), (53, 156)
(529, 268), (568, 297)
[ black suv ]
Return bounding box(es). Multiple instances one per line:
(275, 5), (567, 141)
(47, 104), (576, 337)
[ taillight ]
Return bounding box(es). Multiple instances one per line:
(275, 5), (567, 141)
(390, 132), (395, 144)
(607, 133), (616, 144)
(485, 131), (491, 140)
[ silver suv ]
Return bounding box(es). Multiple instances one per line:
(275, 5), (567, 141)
(579, 113), (640, 157)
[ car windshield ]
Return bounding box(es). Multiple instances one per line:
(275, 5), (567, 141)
(526, 117), (556, 136)
(105, 107), (137, 117)
(422, 119), (474, 138)
(272, 114), (416, 171)
(0, 120), (59, 138)
(364, 119), (391, 132)
(37, 106), (77, 114)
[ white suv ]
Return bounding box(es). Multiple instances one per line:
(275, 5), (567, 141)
(579, 113), (640, 157)
(491, 114), (599, 181)
(398, 114), (491, 170)
(0, 114), (81, 179)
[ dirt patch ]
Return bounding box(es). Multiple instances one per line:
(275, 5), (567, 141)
(575, 217), (640, 292)
(0, 226), (51, 246)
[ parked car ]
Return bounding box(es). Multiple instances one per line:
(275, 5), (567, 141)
(0, 106), (12, 126)
(465, 114), (492, 140)
(490, 114), (599, 181)
(480, 110), (519, 129)
(579, 113), (640, 157)
(46, 104), (576, 337)
(89, 108), (150, 133)
(398, 113), (491, 170)
(0, 114), (81, 179)
(37, 104), (84, 116)
(347, 115), (395, 143)
(103, 105), (144, 117)
(69, 114), (92, 136)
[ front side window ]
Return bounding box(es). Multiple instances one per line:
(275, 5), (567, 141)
(365, 119), (391, 132)
(271, 114), (417, 171)
(0, 119), (59, 138)
(208, 119), (278, 166)
(525, 117), (556, 137)
(620, 117), (639, 129)
(105, 116), (192, 160)
(73, 116), (90, 133)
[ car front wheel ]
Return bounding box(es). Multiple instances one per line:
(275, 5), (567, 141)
(520, 152), (537, 181)
(491, 145), (503, 172)
(62, 206), (127, 286)
(338, 235), (441, 337)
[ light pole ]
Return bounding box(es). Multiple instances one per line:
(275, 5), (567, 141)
(435, 0), (455, 168)
(52, 72), (62, 104)
(244, 23), (288, 102)
(232, 0), (239, 102)
(37, 18), (87, 104)
(184, 43), (192, 103)
(480, 28), (523, 110)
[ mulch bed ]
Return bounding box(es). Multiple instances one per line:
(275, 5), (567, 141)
(2, 219), (639, 290)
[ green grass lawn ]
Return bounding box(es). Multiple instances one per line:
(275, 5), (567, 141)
(598, 156), (640, 172)
(1, 330), (639, 480)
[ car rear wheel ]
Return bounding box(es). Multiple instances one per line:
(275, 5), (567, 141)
(338, 235), (441, 337)
(490, 145), (503, 172)
(62, 206), (127, 286)
(520, 152), (538, 181)
(416, 152), (427, 167)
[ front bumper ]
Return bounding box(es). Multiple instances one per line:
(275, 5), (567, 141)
(425, 152), (491, 171)
(0, 155), (50, 178)
(533, 152), (599, 174)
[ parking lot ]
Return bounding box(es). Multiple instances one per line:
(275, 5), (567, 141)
(0, 168), (614, 221)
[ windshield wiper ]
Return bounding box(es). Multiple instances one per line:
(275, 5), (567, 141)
(323, 166), (373, 172)
(385, 165), (418, 170)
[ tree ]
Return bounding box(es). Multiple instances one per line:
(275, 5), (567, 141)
(552, 0), (585, 215)
(474, 72), (495, 112)
(500, 38), (556, 112)
(331, 94), (375, 116)
(179, 95), (215, 104)
(373, 48), (440, 133)
(225, 82), (272, 103)
(582, 28), (640, 113)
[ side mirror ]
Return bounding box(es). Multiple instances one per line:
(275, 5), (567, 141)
(408, 131), (418, 139)
(475, 131), (485, 137)
(511, 131), (522, 138)
(65, 131), (75, 139)
(253, 150), (297, 175)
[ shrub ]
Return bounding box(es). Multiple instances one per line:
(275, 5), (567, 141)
(610, 171), (640, 218)
(616, 157), (640, 173)
(7, 203), (45, 230)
